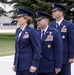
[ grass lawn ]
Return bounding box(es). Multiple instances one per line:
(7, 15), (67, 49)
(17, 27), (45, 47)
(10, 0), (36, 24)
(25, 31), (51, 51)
(0, 34), (15, 56)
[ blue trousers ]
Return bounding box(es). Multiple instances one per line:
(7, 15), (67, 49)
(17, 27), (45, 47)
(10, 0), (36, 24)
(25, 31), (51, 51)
(16, 70), (37, 75)
(38, 72), (56, 75)
(57, 64), (71, 75)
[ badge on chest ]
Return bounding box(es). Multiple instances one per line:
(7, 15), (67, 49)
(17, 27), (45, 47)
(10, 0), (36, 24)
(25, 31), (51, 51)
(61, 25), (67, 32)
(23, 32), (29, 38)
(45, 32), (53, 41)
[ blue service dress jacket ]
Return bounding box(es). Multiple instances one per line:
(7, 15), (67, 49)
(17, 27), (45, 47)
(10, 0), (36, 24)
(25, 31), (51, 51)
(37, 27), (63, 73)
(14, 25), (41, 71)
(50, 19), (74, 64)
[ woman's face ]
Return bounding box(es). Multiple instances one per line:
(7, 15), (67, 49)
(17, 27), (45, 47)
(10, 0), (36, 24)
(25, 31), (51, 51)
(17, 16), (27, 26)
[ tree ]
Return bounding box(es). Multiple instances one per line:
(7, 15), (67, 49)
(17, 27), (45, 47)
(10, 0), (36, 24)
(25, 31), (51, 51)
(0, 4), (7, 16)
(7, 0), (52, 27)
(0, 0), (74, 24)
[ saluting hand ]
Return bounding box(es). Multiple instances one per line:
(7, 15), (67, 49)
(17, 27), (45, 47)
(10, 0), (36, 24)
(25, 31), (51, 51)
(68, 58), (74, 63)
(29, 66), (37, 73)
(55, 68), (61, 74)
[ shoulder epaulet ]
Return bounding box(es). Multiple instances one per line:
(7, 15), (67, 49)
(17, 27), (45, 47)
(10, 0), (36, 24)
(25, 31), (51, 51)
(65, 20), (72, 24)
(37, 28), (40, 30)
(50, 27), (57, 31)
(29, 24), (34, 28)
(50, 21), (55, 24)
(17, 27), (20, 30)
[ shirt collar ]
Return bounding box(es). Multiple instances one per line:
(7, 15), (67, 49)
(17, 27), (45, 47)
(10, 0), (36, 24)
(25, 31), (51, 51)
(56, 18), (64, 25)
(20, 24), (27, 31)
(41, 25), (49, 33)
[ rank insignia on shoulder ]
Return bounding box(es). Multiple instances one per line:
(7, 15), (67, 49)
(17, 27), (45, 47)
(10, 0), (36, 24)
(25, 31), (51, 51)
(29, 24), (34, 28)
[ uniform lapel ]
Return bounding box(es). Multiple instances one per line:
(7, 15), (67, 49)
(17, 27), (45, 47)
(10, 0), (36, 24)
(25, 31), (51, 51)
(54, 20), (64, 31)
(60, 19), (65, 26)
(59, 19), (65, 31)
(16, 29), (21, 43)
(18, 25), (28, 42)
(52, 21), (56, 28)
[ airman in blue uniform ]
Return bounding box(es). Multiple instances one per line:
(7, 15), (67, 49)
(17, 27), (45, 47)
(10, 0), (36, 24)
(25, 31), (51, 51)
(36, 11), (63, 75)
(13, 8), (41, 75)
(50, 3), (74, 75)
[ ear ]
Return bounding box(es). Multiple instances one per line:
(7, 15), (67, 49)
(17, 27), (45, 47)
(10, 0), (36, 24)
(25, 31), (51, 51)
(46, 19), (49, 22)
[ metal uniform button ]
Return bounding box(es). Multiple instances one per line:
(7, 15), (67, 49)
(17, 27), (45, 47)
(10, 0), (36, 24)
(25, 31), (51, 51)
(62, 35), (65, 39)
(48, 44), (51, 48)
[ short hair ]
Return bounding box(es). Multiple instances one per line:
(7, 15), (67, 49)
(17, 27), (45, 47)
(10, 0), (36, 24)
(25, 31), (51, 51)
(23, 15), (33, 24)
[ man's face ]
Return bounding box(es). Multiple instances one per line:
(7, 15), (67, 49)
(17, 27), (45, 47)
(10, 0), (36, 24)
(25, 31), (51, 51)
(37, 18), (48, 28)
(52, 10), (63, 19)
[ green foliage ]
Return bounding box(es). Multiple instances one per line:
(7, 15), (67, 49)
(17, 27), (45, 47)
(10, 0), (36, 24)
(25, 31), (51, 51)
(0, 7), (7, 16)
(0, 0), (74, 22)
(10, 0), (74, 21)
(11, 0), (52, 13)
(0, 34), (15, 56)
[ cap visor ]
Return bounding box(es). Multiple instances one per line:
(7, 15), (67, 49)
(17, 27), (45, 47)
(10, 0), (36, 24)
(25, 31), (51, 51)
(51, 8), (59, 12)
(36, 17), (43, 21)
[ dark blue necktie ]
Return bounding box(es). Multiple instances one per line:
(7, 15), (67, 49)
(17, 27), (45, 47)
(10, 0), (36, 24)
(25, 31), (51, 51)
(41, 31), (45, 40)
(56, 23), (59, 28)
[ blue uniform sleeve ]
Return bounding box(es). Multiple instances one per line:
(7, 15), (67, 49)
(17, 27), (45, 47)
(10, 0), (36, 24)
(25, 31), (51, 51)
(53, 30), (63, 68)
(14, 28), (18, 65)
(14, 28), (20, 65)
(29, 29), (41, 68)
(67, 23), (74, 58)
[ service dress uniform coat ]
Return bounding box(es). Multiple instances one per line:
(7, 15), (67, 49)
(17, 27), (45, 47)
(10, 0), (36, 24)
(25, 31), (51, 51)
(50, 19), (74, 75)
(37, 27), (63, 75)
(14, 25), (41, 73)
